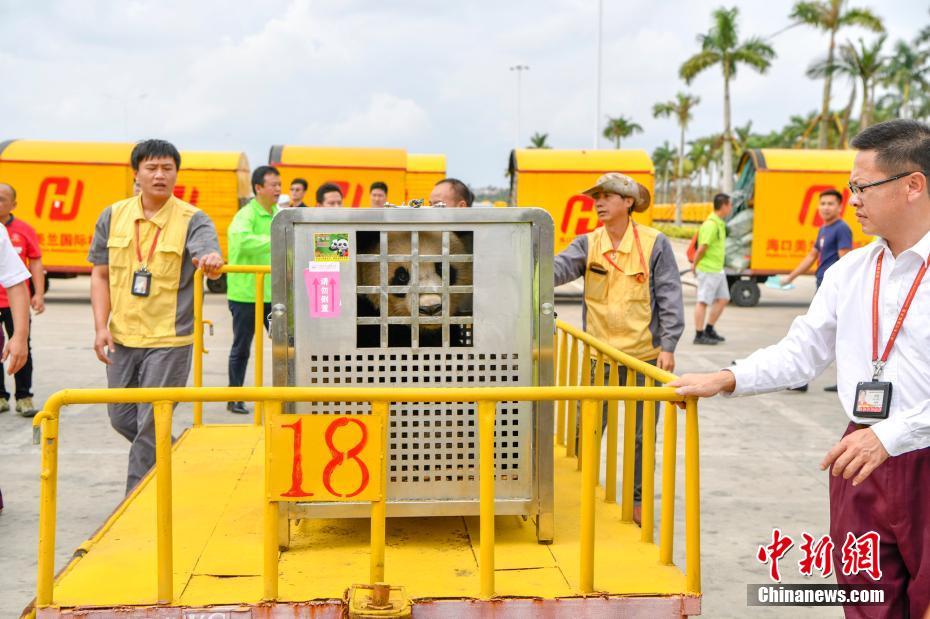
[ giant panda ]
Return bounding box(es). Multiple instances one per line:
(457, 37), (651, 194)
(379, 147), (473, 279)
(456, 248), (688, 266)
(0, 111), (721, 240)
(357, 231), (473, 347)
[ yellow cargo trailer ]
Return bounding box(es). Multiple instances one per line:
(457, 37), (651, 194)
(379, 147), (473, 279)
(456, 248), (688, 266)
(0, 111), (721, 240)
(726, 148), (867, 306)
(0, 140), (250, 285)
(405, 153), (446, 203)
(269, 145), (407, 208)
(508, 149), (654, 255)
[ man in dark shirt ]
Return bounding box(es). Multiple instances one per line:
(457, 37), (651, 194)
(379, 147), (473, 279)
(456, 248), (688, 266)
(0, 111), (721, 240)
(781, 188), (852, 392)
(289, 178), (309, 208)
(782, 189), (853, 289)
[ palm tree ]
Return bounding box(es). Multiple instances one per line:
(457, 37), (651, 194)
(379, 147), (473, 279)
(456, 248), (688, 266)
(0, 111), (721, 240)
(602, 116), (642, 149)
(687, 140), (711, 201)
(691, 134), (726, 194)
(847, 37), (886, 129)
(808, 36), (886, 139)
(653, 93), (700, 224)
(732, 120), (755, 150)
(882, 39), (930, 119)
(680, 7), (775, 193)
(528, 132), (552, 149)
(652, 142), (676, 204)
(790, 0), (883, 148)
(782, 113), (815, 146)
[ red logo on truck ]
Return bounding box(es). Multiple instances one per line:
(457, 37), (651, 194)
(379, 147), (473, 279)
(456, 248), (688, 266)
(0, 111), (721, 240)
(35, 177), (83, 221)
(173, 185), (200, 206)
(560, 194), (602, 236)
(798, 185), (850, 227)
(329, 181), (365, 208)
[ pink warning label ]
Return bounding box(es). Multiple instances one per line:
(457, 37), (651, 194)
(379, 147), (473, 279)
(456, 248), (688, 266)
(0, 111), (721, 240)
(304, 264), (341, 318)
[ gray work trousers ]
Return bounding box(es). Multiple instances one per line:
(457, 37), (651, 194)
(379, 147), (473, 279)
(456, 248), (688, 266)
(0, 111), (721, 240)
(106, 343), (192, 493)
(578, 358), (660, 504)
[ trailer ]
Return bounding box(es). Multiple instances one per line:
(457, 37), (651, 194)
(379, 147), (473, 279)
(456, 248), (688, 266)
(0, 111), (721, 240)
(269, 145), (407, 208)
(508, 149), (654, 255)
(0, 140), (250, 290)
(405, 153), (446, 203)
(724, 148), (870, 306)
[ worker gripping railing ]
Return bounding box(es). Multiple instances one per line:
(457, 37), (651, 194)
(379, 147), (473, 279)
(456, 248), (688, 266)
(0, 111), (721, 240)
(555, 319), (701, 594)
(192, 265), (271, 426)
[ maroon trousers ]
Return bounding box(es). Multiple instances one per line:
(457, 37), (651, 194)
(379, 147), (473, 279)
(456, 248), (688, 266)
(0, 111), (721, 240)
(830, 422), (930, 618)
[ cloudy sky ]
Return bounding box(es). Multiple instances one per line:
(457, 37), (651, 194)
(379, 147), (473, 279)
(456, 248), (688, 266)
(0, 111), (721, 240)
(0, 0), (921, 188)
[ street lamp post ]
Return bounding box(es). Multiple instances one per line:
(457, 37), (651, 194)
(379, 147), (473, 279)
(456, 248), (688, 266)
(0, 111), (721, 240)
(509, 64), (529, 149)
(594, 0), (603, 148)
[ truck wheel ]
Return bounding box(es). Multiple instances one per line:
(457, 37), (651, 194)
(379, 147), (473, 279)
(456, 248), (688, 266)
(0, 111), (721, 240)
(206, 274), (227, 294)
(730, 279), (760, 307)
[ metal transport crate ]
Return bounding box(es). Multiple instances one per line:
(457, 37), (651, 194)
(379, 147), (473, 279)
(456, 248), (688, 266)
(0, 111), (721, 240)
(271, 207), (555, 542)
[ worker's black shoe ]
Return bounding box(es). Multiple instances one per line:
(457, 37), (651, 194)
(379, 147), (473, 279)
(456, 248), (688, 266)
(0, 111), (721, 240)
(705, 325), (726, 342)
(693, 333), (718, 345)
(824, 384), (838, 392)
(789, 385), (809, 392)
(227, 401), (249, 415)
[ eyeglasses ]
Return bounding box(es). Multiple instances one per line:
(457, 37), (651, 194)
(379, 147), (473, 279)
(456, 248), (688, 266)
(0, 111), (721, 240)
(848, 171), (921, 195)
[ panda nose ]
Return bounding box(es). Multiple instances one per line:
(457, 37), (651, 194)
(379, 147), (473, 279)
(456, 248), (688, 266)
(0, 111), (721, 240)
(419, 303), (442, 316)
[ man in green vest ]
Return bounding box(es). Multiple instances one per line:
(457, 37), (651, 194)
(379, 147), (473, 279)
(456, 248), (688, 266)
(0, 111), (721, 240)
(225, 165), (280, 415)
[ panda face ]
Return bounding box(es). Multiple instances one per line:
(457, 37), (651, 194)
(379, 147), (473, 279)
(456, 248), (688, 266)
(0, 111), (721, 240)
(357, 231), (473, 337)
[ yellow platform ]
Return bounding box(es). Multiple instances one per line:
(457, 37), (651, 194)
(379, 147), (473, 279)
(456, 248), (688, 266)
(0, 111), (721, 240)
(42, 425), (699, 616)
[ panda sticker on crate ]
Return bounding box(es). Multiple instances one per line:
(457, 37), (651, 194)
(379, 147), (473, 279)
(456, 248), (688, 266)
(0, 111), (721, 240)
(356, 230), (473, 348)
(329, 237), (350, 258)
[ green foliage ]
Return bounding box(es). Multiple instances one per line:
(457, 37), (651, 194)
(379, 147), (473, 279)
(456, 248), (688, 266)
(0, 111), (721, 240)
(680, 6), (776, 83)
(653, 93), (701, 128)
(654, 223), (701, 239)
(602, 116), (643, 149)
(528, 132), (551, 149)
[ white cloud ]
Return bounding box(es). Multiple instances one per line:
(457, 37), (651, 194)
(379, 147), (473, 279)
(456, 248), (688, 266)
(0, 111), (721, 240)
(300, 93), (431, 145)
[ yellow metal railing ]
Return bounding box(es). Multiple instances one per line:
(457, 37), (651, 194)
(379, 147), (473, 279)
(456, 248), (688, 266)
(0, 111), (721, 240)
(554, 319), (701, 594)
(193, 265), (271, 426)
(31, 381), (699, 610)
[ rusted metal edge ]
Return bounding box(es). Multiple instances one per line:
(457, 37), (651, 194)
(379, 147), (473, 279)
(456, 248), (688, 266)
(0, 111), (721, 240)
(34, 595), (701, 618)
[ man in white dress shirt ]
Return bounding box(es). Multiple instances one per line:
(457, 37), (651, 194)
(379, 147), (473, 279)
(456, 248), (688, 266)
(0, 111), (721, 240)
(672, 119), (930, 618)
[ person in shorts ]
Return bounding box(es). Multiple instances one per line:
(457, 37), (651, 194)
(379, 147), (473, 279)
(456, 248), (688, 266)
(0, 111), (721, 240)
(691, 193), (732, 345)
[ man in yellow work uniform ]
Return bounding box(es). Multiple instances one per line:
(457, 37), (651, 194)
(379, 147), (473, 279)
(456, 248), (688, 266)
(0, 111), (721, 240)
(88, 139), (224, 493)
(554, 173), (684, 525)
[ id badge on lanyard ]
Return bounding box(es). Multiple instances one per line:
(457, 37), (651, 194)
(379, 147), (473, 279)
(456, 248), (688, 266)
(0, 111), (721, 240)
(853, 251), (930, 419)
(131, 221), (161, 298)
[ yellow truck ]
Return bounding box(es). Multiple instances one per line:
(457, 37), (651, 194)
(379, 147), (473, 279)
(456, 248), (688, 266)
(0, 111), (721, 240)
(0, 140), (250, 292)
(405, 153), (446, 202)
(725, 148), (866, 306)
(269, 145), (407, 207)
(508, 149), (654, 254)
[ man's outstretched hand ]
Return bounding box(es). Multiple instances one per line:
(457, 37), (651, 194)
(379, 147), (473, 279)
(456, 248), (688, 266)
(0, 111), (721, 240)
(667, 370), (737, 408)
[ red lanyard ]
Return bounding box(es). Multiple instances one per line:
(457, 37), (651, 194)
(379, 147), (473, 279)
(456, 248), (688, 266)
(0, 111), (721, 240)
(602, 223), (649, 283)
(134, 220), (162, 270)
(871, 250), (930, 379)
